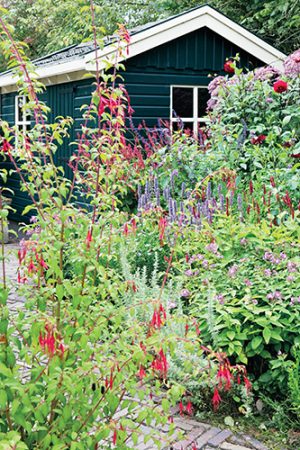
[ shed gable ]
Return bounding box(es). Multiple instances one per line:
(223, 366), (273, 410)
(126, 26), (264, 73)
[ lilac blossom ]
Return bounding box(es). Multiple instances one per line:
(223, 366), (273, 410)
(287, 261), (297, 273)
(287, 275), (295, 282)
(181, 289), (191, 298)
(253, 65), (281, 81)
(206, 242), (219, 254)
(216, 294), (225, 304)
(228, 264), (238, 278)
(244, 279), (252, 287)
(264, 269), (272, 277)
(284, 49), (300, 77)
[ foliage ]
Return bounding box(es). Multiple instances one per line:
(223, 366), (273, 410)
(207, 59), (300, 205)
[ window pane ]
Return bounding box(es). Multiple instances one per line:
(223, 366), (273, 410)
(17, 96), (25, 122)
(172, 87), (193, 118)
(198, 88), (210, 117)
(173, 121), (194, 135)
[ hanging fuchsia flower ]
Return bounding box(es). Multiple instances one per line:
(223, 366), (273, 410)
(112, 429), (117, 446)
(138, 365), (146, 380)
(158, 217), (167, 244)
(186, 401), (193, 415)
(1, 139), (12, 153)
(39, 331), (55, 357)
(151, 349), (168, 378)
(212, 387), (222, 411)
(244, 376), (252, 393)
(179, 401), (184, 416)
(39, 324), (65, 358)
(217, 363), (233, 391)
(28, 259), (37, 274)
(150, 304), (166, 329)
(85, 228), (92, 249)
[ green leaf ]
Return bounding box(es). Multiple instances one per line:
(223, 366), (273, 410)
(263, 328), (272, 344)
(251, 336), (263, 350)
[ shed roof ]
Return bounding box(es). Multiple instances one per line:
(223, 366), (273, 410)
(0, 4), (287, 92)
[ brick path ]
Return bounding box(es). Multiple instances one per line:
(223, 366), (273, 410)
(4, 243), (272, 450)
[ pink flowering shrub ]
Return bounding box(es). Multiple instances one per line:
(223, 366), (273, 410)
(207, 52), (300, 207)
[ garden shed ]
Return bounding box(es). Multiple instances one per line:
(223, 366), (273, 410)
(0, 4), (286, 221)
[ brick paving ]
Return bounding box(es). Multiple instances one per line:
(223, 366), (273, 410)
(3, 242), (273, 450)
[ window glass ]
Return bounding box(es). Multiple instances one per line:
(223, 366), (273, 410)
(198, 88), (210, 117)
(172, 121), (194, 135)
(172, 87), (193, 118)
(16, 95), (31, 132)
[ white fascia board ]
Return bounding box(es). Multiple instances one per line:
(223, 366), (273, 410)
(0, 58), (87, 91)
(204, 9), (286, 68)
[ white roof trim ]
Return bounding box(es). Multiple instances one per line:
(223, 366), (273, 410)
(0, 5), (286, 92)
(85, 6), (286, 71)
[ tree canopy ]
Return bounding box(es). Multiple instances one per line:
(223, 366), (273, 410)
(0, 0), (299, 67)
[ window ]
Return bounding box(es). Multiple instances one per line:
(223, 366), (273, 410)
(15, 95), (31, 132)
(170, 86), (210, 135)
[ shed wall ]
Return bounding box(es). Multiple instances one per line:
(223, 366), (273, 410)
(0, 26), (263, 221)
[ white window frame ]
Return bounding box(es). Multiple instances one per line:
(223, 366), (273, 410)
(170, 85), (209, 135)
(15, 95), (31, 133)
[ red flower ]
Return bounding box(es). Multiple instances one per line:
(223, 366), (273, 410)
(212, 387), (222, 411)
(28, 259), (37, 274)
(112, 429), (117, 446)
(186, 401), (193, 415)
(291, 153), (300, 158)
(151, 349), (168, 378)
(224, 60), (235, 73)
(85, 228), (92, 249)
(179, 401), (184, 416)
(138, 365), (146, 380)
(250, 135), (267, 145)
(270, 176), (276, 188)
(2, 139), (12, 153)
(273, 80), (288, 93)
(244, 376), (252, 393)
(217, 364), (233, 391)
(150, 304), (166, 329)
(39, 331), (55, 357)
(123, 223), (129, 236)
(249, 180), (254, 194)
(158, 217), (167, 244)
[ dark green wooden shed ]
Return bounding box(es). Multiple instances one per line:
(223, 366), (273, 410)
(0, 5), (286, 221)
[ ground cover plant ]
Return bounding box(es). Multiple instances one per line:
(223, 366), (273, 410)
(0, 4), (300, 449)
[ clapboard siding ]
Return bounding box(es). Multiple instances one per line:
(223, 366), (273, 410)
(0, 26), (263, 221)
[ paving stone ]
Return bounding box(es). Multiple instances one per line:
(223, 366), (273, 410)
(196, 428), (222, 449)
(171, 439), (193, 449)
(208, 430), (233, 447)
(228, 435), (249, 447)
(220, 443), (253, 450)
(173, 417), (194, 431)
(188, 427), (206, 440)
(243, 435), (269, 450)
